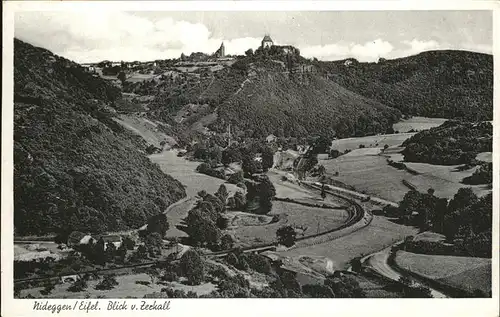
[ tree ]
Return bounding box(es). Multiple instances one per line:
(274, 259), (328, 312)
(313, 136), (331, 154)
(222, 147), (242, 166)
(216, 216), (230, 230)
(186, 208), (221, 249)
(180, 250), (205, 285)
(220, 234), (234, 250)
(227, 171), (244, 184)
(67, 278), (88, 292)
(325, 275), (366, 298)
(242, 158), (263, 178)
(245, 48), (254, 56)
(116, 244), (128, 263)
(40, 281), (55, 295)
(302, 284), (335, 298)
(261, 146), (275, 171)
(95, 275), (119, 290)
(147, 213), (170, 238)
(233, 191), (246, 210)
(329, 149), (341, 159)
(276, 225), (297, 247)
(143, 232), (163, 256)
(104, 242), (117, 262)
(123, 236), (136, 250)
(117, 71), (127, 84)
(215, 184), (229, 205)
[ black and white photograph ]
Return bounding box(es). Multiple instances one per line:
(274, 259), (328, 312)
(2, 2), (499, 316)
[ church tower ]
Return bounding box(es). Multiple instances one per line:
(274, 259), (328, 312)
(215, 42), (225, 58)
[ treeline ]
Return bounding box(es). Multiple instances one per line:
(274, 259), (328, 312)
(193, 140), (275, 182)
(383, 188), (492, 258)
(402, 120), (492, 165)
(316, 50), (493, 121)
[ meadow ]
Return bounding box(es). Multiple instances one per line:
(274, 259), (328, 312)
(392, 116), (448, 133)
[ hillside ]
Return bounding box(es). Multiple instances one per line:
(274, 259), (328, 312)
(401, 120), (492, 165)
(149, 56), (402, 140)
(318, 50), (493, 121)
(13, 39), (186, 236)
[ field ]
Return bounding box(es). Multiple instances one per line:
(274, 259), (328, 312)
(394, 251), (491, 294)
(279, 216), (417, 272)
(476, 152), (492, 163)
(149, 150), (241, 197)
(114, 114), (176, 149)
(320, 153), (411, 202)
(392, 117), (447, 133)
(321, 146), (491, 202)
(403, 162), (490, 198)
(330, 133), (415, 153)
(227, 200), (349, 247)
(20, 273), (217, 299)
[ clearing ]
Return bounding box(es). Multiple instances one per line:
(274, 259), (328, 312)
(330, 133), (415, 153)
(320, 153), (411, 202)
(392, 116), (448, 133)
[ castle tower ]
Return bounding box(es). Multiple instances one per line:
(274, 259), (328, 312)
(261, 35), (274, 49)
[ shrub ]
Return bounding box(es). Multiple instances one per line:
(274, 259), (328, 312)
(227, 171), (244, 184)
(95, 275), (119, 290)
(302, 284), (335, 298)
(67, 278), (88, 292)
(276, 225), (297, 247)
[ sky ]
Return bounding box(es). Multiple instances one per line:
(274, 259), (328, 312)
(14, 10), (492, 63)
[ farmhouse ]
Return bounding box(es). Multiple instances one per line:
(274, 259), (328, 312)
(96, 235), (123, 250)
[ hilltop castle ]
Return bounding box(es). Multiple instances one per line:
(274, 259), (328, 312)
(261, 35), (274, 49)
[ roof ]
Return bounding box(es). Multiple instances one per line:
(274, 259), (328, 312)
(96, 235), (122, 243)
(262, 35), (273, 42)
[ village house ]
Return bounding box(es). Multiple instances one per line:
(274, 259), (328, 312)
(96, 235), (123, 250)
(266, 134), (277, 143)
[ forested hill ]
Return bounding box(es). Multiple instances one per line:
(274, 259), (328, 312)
(211, 67), (401, 139)
(317, 50), (493, 121)
(13, 39), (186, 236)
(149, 56), (402, 140)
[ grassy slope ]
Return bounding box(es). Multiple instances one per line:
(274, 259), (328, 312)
(394, 250), (491, 294)
(14, 39), (186, 235)
(321, 50), (493, 121)
(282, 216), (417, 270)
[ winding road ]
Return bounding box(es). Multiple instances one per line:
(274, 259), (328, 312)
(362, 245), (448, 298)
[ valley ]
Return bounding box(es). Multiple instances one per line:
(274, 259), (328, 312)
(12, 38), (493, 300)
